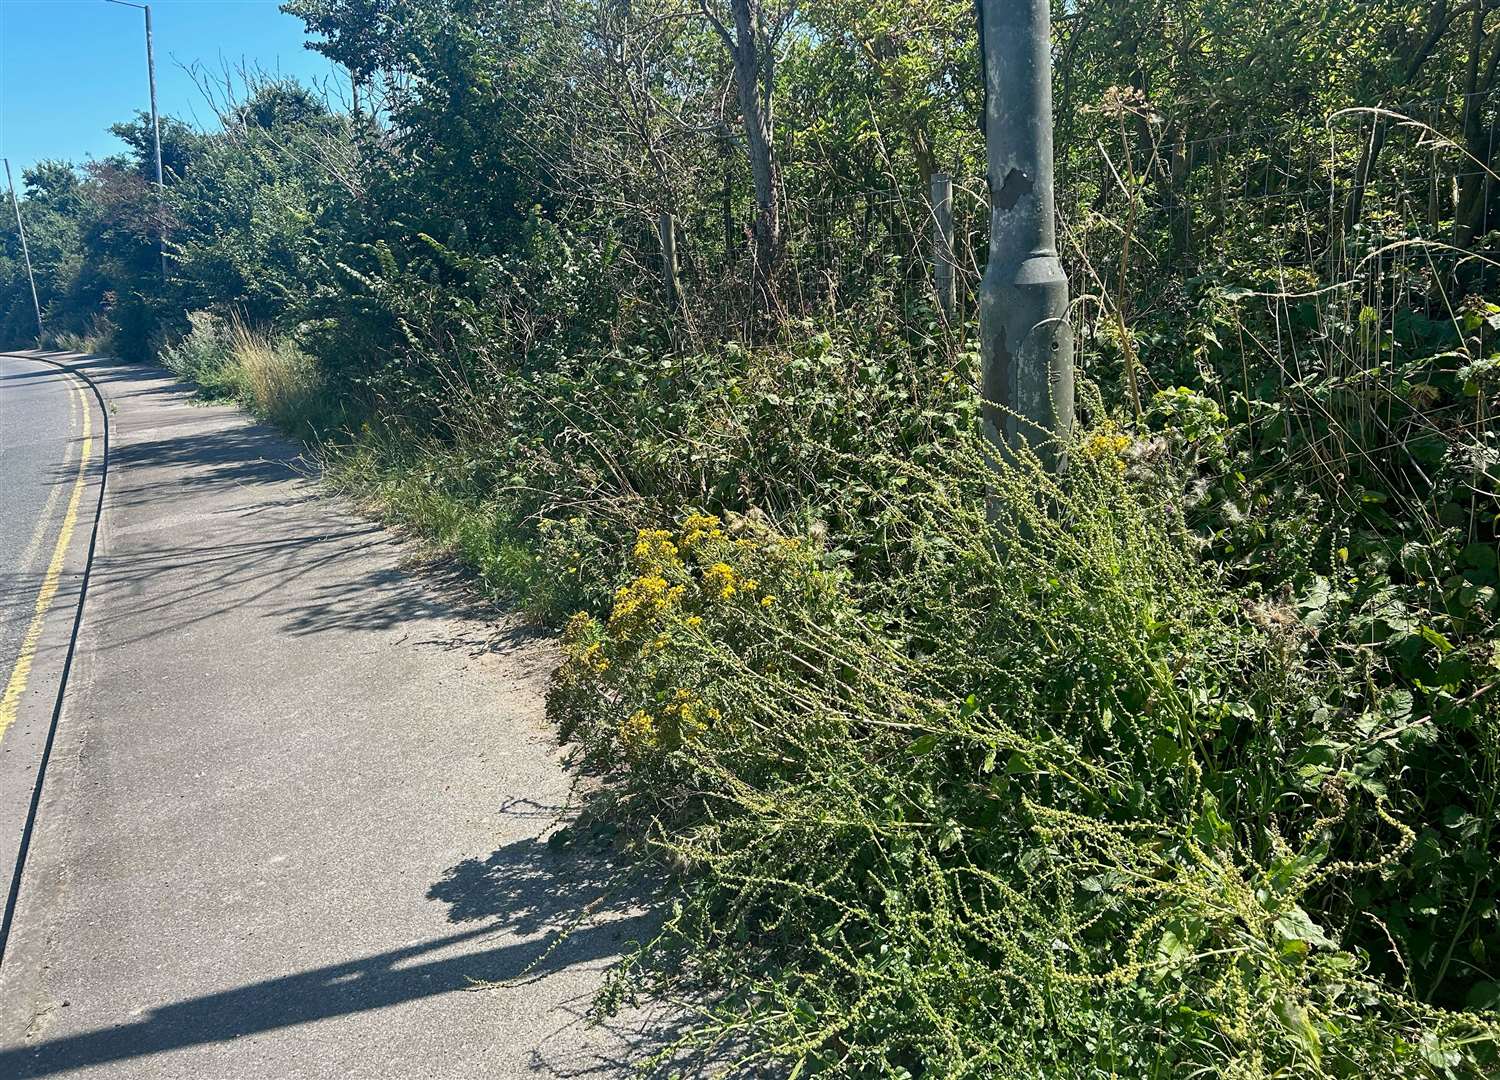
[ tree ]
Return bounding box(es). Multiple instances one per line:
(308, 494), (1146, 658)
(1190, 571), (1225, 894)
(1453, 0), (1500, 251)
(108, 113), (205, 183)
(699, 0), (798, 302)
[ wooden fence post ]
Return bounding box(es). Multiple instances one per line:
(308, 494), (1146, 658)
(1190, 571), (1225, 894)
(658, 211), (683, 313)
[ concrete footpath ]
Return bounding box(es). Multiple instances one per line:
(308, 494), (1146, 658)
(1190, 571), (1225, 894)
(0, 354), (651, 1079)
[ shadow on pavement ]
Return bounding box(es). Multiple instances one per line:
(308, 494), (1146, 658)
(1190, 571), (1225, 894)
(60, 356), (533, 651)
(0, 831), (660, 1079)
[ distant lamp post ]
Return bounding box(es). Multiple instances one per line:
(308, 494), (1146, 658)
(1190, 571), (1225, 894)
(104, 0), (166, 280)
(4, 158), (44, 337)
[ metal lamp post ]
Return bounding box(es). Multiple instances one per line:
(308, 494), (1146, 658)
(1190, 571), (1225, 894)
(977, 0), (1074, 469)
(4, 158), (44, 337)
(105, 0), (166, 279)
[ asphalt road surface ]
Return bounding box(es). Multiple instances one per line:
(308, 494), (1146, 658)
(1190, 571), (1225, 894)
(0, 353), (655, 1079)
(0, 355), (98, 918)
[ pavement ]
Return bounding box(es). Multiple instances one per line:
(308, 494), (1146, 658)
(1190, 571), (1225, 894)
(0, 352), (653, 1079)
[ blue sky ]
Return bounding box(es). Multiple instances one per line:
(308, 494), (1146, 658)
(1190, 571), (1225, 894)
(0, 0), (341, 176)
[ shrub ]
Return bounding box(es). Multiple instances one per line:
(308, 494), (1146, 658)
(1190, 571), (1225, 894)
(160, 310), (239, 396)
(551, 436), (1499, 1076)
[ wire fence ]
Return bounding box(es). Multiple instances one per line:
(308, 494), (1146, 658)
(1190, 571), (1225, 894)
(610, 89), (1497, 356)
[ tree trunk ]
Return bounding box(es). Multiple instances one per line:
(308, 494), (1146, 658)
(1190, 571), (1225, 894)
(1454, 118), (1496, 250)
(728, 0), (781, 305)
(1451, 2), (1497, 292)
(1342, 118), (1388, 244)
(1163, 123), (1192, 261)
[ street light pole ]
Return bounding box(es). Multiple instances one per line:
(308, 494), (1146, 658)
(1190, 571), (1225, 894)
(976, 0), (1073, 469)
(4, 158), (44, 338)
(105, 0), (166, 279)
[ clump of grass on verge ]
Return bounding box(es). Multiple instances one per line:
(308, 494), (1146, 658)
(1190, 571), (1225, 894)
(228, 321), (333, 436)
(39, 320), (114, 356)
(162, 310), (340, 437)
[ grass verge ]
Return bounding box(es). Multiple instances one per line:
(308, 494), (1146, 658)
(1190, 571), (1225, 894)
(161, 311), (341, 438)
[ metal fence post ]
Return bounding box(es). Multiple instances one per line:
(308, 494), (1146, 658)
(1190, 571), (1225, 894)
(977, 0), (1074, 469)
(931, 172), (956, 321)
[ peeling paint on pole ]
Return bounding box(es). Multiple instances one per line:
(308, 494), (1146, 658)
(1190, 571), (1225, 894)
(977, 0), (1074, 469)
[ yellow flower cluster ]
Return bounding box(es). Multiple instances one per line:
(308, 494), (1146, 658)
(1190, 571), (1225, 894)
(680, 513), (725, 552)
(564, 518), (797, 726)
(618, 709), (658, 757)
(704, 561), (738, 601)
(617, 689), (721, 758)
(609, 573), (684, 630)
(1084, 422), (1131, 473)
(664, 687), (720, 734)
(632, 529), (678, 572)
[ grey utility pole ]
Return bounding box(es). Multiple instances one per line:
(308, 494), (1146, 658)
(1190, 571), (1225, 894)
(4, 159), (44, 337)
(106, 0), (166, 279)
(977, 0), (1073, 468)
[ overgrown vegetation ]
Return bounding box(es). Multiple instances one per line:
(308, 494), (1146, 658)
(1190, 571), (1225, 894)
(4, 0), (1500, 1074)
(161, 311), (336, 436)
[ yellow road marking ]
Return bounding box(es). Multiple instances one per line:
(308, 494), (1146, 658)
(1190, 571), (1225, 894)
(0, 371), (93, 743)
(12, 385), (77, 575)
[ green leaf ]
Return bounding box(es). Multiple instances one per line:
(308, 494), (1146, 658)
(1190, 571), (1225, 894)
(1419, 625), (1454, 654)
(1273, 997), (1323, 1064)
(1273, 905), (1335, 950)
(908, 734), (939, 756)
(1157, 928), (1191, 965)
(1150, 733), (1187, 766)
(1297, 576), (1331, 615)
(937, 820), (963, 852)
(1463, 981), (1500, 1011)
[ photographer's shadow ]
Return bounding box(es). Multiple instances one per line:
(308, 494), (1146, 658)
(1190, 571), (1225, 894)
(0, 819), (659, 1079)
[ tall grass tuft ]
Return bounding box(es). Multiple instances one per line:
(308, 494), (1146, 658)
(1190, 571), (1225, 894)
(162, 310), (339, 438)
(227, 321), (331, 436)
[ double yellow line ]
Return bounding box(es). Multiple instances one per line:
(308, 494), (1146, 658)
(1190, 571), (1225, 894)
(0, 369), (93, 742)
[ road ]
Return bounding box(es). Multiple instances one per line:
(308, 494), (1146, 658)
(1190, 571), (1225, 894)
(0, 355), (98, 918)
(0, 353), (654, 1079)
(0, 356), (79, 690)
